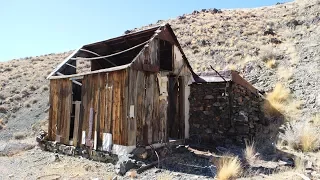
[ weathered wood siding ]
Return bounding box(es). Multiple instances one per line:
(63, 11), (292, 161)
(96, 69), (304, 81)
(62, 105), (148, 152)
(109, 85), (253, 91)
(48, 79), (72, 144)
(132, 38), (160, 72)
(80, 70), (128, 147)
(128, 68), (165, 145)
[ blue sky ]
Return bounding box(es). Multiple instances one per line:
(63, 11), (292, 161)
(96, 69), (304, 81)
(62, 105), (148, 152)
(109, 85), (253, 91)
(0, 0), (290, 62)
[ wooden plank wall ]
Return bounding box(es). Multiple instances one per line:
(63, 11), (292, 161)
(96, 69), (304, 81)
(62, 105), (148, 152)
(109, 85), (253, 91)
(48, 79), (72, 144)
(80, 70), (128, 148)
(128, 69), (165, 146)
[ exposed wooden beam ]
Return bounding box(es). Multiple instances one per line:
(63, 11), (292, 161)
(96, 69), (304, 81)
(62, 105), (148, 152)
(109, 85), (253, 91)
(50, 63), (131, 80)
(79, 48), (117, 66)
(56, 72), (82, 86)
(66, 63), (76, 69)
(70, 40), (149, 61)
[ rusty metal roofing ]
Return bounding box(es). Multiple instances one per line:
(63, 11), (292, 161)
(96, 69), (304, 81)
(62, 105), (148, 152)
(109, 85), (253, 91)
(192, 70), (258, 95)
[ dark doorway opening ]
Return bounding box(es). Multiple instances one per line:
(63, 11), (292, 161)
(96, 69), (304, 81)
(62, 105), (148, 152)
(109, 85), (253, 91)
(167, 75), (185, 139)
(69, 80), (82, 140)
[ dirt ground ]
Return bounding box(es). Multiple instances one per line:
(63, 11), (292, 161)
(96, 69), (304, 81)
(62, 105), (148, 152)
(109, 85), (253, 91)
(2, 137), (319, 180)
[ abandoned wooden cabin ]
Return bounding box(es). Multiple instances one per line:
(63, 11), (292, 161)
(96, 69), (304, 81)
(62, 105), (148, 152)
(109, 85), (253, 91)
(46, 24), (196, 153)
(46, 23), (265, 155)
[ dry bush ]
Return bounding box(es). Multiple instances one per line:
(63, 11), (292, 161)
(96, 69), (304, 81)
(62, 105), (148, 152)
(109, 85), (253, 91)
(28, 85), (38, 91)
(215, 155), (242, 180)
(0, 93), (5, 100)
(12, 94), (22, 101)
(259, 45), (277, 62)
(41, 85), (49, 92)
(13, 132), (26, 140)
(21, 88), (30, 98)
(0, 106), (8, 114)
(32, 119), (48, 132)
(24, 102), (31, 108)
(279, 122), (320, 152)
(277, 66), (293, 80)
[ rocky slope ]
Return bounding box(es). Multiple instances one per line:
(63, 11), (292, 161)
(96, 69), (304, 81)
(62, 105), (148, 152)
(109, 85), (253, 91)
(0, 0), (319, 142)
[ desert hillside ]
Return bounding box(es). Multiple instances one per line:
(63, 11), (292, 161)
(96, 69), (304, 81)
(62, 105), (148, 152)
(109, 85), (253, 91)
(1, 0), (318, 138)
(0, 0), (319, 178)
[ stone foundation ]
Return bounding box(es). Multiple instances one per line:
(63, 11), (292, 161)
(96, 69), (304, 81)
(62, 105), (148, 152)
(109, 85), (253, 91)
(42, 141), (118, 164)
(189, 82), (265, 144)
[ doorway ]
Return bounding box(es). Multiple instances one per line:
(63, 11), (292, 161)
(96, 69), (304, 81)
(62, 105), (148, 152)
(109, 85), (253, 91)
(167, 76), (185, 139)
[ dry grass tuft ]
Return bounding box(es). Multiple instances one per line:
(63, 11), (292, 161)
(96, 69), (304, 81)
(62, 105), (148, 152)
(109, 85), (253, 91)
(157, 173), (173, 180)
(265, 59), (277, 68)
(224, 64), (237, 71)
(294, 157), (305, 172)
(279, 122), (320, 152)
(310, 113), (320, 126)
(263, 83), (302, 119)
(0, 119), (5, 130)
(127, 170), (137, 178)
(263, 83), (290, 117)
(216, 155), (242, 180)
(243, 141), (258, 163)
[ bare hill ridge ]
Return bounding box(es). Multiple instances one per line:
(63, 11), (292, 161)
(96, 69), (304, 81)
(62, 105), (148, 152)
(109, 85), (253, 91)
(0, 0), (319, 140)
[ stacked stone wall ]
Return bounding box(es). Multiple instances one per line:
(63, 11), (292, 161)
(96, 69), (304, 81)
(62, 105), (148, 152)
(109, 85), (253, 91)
(189, 82), (264, 144)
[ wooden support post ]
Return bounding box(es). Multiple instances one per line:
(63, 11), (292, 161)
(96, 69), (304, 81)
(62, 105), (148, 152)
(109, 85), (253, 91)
(73, 101), (81, 147)
(86, 108), (94, 147)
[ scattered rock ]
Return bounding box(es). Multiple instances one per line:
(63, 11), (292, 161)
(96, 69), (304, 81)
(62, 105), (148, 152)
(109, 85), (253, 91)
(286, 19), (302, 28)
(54, 153), (60, 162)
(192, 10), (200, 15)
(132, 147), (148, 159)
(124, 30), (133, 34)
(116, 155), (139, 175)
(264, 28), (276, 36)
(178, 15), (186, 20)
(270, 38), (282, 44)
